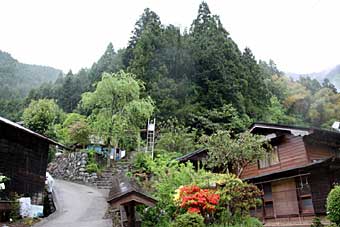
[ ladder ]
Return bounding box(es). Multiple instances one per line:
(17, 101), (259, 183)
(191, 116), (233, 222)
(146, 118), (156, 159)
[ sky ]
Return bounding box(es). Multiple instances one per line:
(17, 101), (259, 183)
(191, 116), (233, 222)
(1, 0), (340, 74)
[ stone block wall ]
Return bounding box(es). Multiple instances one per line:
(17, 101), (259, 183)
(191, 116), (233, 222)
(47, 152), (98, 184)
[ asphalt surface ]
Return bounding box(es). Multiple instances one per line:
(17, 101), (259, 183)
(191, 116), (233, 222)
(34, 180), (112, 227)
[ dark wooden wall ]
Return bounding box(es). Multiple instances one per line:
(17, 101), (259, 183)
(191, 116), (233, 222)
(305, 142), (334, 162)
(241, 134), (309, 179)
(310, 166), (340, 215)
(0, 122), (49, 200)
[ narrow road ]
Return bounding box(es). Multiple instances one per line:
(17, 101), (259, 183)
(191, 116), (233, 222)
(34, 180), (112, 227)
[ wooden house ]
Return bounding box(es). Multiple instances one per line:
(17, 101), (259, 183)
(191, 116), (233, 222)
(242, 123), (340, 226)
(177, 123), (340, 226)
(0, 116), (64, 205)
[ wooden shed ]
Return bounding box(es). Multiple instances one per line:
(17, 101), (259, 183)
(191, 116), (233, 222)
(108, 177), (157, 227)
(0, 116), (64, 204)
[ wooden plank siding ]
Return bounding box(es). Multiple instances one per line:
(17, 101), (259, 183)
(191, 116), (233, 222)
(0, 122), (49, 204)
(272, 179), (300, 217)
(305, 142), (334, 162)
(241, 135), (309, 179)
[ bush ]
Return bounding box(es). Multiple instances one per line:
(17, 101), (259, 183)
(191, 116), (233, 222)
(9, 192), (20, 221)
(216, 174), (263, 215)
(86, 149), (100, 173)
(174, 185), (220, 217)
(327, 185), (340, 225)
(171, 213), (205, 227)
(86, 163), (99, 173)
(210, 216), (263, 227)
(311, 217), (324, 227)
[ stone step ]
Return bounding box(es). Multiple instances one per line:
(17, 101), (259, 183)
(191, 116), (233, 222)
(97, 186), (113, 189)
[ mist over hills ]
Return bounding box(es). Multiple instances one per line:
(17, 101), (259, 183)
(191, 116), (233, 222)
(287, 65), (340, 90)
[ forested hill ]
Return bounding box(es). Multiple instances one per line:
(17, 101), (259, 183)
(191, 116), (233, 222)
(287, 65), (340, 91)
(4, 2), (340, 131)
(0, 50), (62, 120)
(0, 50), (62, 99)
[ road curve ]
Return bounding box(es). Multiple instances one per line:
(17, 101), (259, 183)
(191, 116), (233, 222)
(34, 179), (112, 227)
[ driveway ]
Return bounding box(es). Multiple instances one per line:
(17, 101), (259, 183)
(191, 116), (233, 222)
(34, 180), (112, 227)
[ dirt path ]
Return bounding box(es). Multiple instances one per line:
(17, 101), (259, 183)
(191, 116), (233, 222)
(34, 180), (112, 227)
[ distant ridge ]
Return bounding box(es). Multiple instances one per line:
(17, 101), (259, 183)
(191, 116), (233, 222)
(286, 65), (340, 91)
(0, 50), (63, 99)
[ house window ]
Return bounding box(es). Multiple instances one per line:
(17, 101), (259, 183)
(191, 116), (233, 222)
(261, 183), (274, 218)
(296, 176), (314, 214)
(259, 146), (279, 169)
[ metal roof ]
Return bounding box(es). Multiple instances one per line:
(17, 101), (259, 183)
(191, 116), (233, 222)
(0, 116), (66, 148)
(107, 176), (157, 205)
(176, 148), (208, 162)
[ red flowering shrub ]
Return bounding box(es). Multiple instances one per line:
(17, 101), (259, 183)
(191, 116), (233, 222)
(176, 185), (220, 216)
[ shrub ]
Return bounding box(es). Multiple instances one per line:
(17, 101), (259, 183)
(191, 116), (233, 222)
(86, 149), (100, 173)
(171, 213), (205, 227)
(311, 217), (324, 227)
(327, 185), (340, 225)
(9, 192), (20, 221)
(86, 163), (99, 173)
(174, 185), (220, 216)
(210, 216), (263, 227)
(217, 174), (262, 215)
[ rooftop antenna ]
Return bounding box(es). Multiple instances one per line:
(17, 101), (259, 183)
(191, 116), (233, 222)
(146, 118), (156, 159)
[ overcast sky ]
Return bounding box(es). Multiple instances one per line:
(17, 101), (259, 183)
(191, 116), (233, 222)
(1, 0), (340, 74)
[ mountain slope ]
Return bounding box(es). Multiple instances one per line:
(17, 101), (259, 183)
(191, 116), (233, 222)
(325, 65), (340, 90)
(287, 66), (340, 91)
(0, 50), (62, 99)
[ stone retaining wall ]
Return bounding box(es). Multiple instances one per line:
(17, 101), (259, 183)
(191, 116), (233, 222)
(47, 152), (98, 184)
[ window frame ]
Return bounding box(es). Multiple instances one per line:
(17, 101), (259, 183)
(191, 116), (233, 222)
(258, 146), (280, 169)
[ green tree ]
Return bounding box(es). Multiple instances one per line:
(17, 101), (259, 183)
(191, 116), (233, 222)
(202, 130), (267, 177)
(327, 185), (340, 225)
(56, 113), (90, 147)
(81, 71), (154, 164)
(156, 123), (198, 155)
(188, 104), (251, 135)
(189, 2), (244, 111)
(22, 99), (64, 138)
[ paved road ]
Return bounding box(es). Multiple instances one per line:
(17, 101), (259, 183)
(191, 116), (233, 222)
(34, 180), (112, 227)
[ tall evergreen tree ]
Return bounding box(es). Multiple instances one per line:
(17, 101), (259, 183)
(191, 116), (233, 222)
(189, 2), (243, 110)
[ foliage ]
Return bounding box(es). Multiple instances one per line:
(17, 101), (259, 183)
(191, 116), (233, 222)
(0, 175), (9, 195)
(174, 185), (220, 217)
(216, 174), (262, 215)
(22, 99), (65, 138)
(1, 2), (339, 129)
(56, 113), (90, 147)
(188, 104), (252, 135)
(9, 192), (20, 221)
(202, 130), (268, 176)
(81, 71), (154, 152)
(133, 152), (262, 226)
(134, 154), (199, 226)
(156, 120), (199, 155)
(170, 212), (205, 227)
(86, 149), (100, 173)
(327, 185), (340, 225)
(210, 215), (263, 227)
(311, 217), (324, 227)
